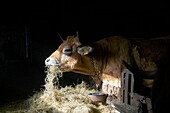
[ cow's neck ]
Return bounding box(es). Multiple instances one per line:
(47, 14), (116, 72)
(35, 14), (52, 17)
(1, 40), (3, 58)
(72, 56), (96, 76)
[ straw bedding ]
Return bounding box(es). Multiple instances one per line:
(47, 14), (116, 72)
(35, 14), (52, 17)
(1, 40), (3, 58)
(0, 66), (119, 113)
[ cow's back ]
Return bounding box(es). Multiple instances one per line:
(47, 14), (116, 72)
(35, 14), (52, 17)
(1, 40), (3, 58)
(130, 36), (170, 71)
(94, 36), (132, 66)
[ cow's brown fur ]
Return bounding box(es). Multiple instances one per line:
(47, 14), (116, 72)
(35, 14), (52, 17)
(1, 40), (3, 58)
(49, 35), (169, 74)
(131, 38), (170, 71)
(46, 35), (170, 100)
(45, 35), (170, 112)
(49, 36), (134, 89)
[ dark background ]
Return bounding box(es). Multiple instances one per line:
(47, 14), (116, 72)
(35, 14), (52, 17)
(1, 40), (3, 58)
(0, 1), (170, 105)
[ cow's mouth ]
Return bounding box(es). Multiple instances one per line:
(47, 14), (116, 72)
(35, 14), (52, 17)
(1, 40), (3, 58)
(45, 57), (72, 72)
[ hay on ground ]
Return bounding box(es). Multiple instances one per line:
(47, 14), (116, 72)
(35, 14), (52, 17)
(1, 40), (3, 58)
(0, 66), (119, 113)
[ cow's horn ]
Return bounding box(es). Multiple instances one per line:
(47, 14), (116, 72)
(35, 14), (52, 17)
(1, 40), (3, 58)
(58, 33), (64, 42)
(75, 31), (79, 40)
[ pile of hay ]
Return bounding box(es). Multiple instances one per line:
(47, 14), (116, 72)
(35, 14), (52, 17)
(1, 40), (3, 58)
(0, 66), (119, 113)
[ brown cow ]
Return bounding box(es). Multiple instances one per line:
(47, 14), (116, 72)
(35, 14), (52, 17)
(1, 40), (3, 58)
(45, 35), (170, 100)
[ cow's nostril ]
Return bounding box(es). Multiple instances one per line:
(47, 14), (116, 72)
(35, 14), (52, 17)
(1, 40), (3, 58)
(46, 59), (50, 62)
(45, 58), (52, 65)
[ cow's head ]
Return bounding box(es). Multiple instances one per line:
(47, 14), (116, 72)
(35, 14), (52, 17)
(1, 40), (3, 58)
(45, 35), (93, 72)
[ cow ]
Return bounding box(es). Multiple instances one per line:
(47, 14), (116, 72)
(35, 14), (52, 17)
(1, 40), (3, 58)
(45, 35), (170, 111)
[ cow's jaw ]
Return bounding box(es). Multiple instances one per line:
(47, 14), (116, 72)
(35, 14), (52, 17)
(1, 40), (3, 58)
(72, 56), (95, 75)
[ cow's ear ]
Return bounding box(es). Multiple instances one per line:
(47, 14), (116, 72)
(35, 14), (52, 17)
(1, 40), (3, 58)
(77, 46), (93, 55)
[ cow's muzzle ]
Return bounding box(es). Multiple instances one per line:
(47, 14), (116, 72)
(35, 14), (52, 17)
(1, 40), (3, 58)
(45, 57), (60, 66)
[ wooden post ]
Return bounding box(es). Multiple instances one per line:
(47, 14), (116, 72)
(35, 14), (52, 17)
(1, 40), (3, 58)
(121, 69), (134, 105)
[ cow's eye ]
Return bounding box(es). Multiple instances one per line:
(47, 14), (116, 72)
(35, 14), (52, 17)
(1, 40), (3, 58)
(63, 46), (72, 55)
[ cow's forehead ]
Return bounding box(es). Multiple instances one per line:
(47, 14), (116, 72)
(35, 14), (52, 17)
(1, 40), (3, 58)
(61, 36), (81, 47)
